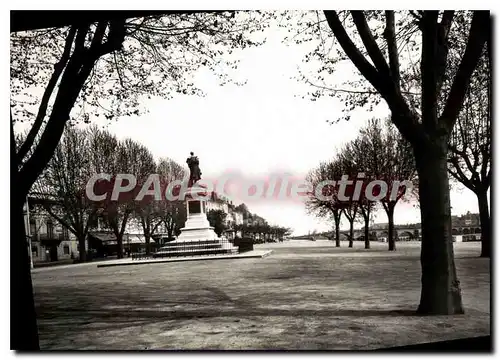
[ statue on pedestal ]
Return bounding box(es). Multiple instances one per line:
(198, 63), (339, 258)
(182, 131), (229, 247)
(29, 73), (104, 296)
(186, 152), (202, 187)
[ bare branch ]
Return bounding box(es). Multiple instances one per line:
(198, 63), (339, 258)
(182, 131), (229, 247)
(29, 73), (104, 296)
(447, 162), (474, 191)
(323, 11), (384, 92)
(350, 11), (390, 76)
(440, 10), (490, 131)
(16, 27), (76, 164)
(384, 11), (401, 91)
(323, 11), (426, 146)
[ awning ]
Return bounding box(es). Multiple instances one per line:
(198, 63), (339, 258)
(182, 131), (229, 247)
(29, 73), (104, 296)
(125, 234), (147, 244)
(89, 232), (154, 245)
(89, 232), (116, 242)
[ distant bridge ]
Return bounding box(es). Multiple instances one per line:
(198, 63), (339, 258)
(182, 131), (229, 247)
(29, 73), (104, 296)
(340, 225), (420, 241)
(339, 223), (481, 241)
(293, 223), (481, 242)
(290, 225), (420, 241)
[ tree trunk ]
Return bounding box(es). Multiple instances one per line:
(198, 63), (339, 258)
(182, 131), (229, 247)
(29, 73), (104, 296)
(348, 220), (354, 248)
(415, 144), (464, 315)
(363, 212), (370, 249)
(477, 189), (491, 258)
(12, 198), (40, 350)
(117, 235), (124, 259)
(77, 234), (87, 262)
(145, 234), (151, 255)
(334, 211), (341, 247)
(482, 21), (492, 259)
(11, 119), (40, 349)
(387, 204), (396, 251)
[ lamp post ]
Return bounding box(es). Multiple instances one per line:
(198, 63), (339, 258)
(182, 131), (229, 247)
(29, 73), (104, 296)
(24, 197), (34, 269)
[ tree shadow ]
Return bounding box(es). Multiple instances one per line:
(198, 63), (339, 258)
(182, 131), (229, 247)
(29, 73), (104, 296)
(36, 306), (419, 325)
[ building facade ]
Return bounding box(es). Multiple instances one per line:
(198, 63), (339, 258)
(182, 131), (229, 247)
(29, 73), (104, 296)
(206, 198), (229, 214)
(451, 212), (482, 241)
(205, 193), (246, 239)
(87, 216), (155, 256)
(26, 206), (80, 263)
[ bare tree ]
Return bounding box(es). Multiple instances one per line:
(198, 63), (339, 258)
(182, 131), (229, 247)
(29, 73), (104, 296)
(327, 10), (489, 315)
(32, 126), (97, 262)
(289, 10), (489, 315)
(10, 21), (126, 348)
(305, 160), (344, 247)
(157, 158), (188, 241)
(87, 127), (129, 257)
(12, 14), (266, 200)
(10, 13), (267, 348)
(446, 26), (491, 257)
(341, 135), (378, 249)
(97, 139), (156, 258)
(131, 154), (163, 255)
(358, 118), (417, 251)
(207, 209), (228, 237)
(342, 204), (359, 248)
(134, 197), (164, 255)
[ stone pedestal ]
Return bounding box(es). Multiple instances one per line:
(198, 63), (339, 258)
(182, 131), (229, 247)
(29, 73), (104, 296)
(156, 185), (238, 256)
(174, 185), (219, 242)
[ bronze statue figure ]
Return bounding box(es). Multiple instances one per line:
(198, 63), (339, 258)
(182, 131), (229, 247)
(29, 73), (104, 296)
(186, 151), (202, 186)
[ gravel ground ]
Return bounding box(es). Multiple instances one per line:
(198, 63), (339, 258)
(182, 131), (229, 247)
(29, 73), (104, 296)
(32, 240), (490, 350)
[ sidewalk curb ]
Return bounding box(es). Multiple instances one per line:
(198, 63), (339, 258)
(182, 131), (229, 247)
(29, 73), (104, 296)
(96, 250), (273, 268)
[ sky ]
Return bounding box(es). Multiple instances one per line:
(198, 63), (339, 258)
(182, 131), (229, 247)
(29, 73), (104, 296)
(13, 16), (484, 236)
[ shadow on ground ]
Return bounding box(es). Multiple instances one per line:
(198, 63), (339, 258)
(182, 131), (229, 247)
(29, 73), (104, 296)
(32, 241), (490, 350)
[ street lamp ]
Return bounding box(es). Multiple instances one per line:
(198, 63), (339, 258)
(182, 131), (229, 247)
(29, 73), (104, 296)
(24, 197), (34, 269)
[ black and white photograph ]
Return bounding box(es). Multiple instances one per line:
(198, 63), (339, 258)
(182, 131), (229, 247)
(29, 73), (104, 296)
(8, 6), (493, 352)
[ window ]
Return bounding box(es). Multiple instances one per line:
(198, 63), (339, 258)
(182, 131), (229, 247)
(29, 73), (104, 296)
(88, 216), (98, 229)
(47, 221), (54, 238)
(62, 227), (69, 240)
(63, 245), (70, 255)
(30, 220), (37, 236)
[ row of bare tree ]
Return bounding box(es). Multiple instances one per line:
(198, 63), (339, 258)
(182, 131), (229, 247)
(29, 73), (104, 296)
(307, 87), (491, 257)
(305, 14), (491, 256)
(292, 10), (490, 315)
(28, 126), (187, 261)
(10, 10), (491, 350)
(234, 223), (292, 242)
(306, 118), (417, 251)
(206, 208), (292, 242)
(11, 13), (270, 348)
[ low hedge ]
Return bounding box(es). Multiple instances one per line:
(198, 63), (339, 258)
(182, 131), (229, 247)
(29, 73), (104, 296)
(233, 237), (254, 253)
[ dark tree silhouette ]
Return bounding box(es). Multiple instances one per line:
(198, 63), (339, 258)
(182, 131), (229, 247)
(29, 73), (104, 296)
(356, 118), (417, 251)
(321, 10), (489, 315)
(11, 12), (268, 349)
(305, 159), (344, 247)
(445, 15), (491, 257)
(98, 139), (156, 259)
(290, 10), (489, 315)
(156, 158), (188, 242)
(340, 136), (378, 249)
(31, 126), (98, 262)
(207, 209), (228, 237)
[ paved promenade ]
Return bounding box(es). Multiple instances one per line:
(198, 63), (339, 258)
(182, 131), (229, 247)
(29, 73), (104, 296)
(32, 241), (490, 350)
